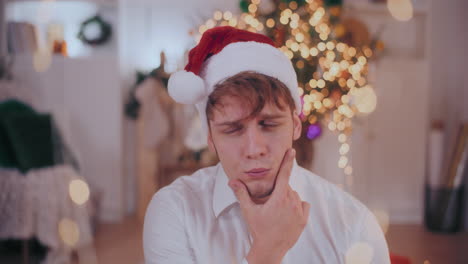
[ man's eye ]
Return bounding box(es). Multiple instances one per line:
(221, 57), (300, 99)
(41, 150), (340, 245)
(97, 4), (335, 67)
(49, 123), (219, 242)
(260, 121), (278, 128)
(223, 127), (242, 134)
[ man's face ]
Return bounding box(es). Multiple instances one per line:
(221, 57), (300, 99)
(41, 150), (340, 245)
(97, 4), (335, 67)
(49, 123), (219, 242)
(208, 96), (301, 204)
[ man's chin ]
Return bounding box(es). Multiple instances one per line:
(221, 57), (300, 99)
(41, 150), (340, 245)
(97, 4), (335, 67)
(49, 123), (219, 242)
(248, 188), (274, 204)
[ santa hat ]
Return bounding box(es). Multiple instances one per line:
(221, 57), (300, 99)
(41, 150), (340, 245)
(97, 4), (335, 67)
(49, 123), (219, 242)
(168, 26), (301, 135)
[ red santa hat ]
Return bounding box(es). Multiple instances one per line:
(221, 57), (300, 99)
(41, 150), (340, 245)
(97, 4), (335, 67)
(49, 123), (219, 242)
(168, 26), (301, 134)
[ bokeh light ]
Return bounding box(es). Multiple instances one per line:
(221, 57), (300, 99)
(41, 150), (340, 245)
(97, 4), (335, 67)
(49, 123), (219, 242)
(58, 218), (80, 247)
(69, 179), (90, 205)
(345, 242), (374, 264)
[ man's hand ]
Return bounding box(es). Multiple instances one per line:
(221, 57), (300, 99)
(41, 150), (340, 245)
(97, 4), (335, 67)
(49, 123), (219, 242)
(228, 148), (311, 264)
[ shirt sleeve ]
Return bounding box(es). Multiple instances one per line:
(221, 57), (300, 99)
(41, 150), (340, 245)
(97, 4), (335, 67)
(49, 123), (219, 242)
(143, 188), (196, 264)
(357, 209), (391, 264)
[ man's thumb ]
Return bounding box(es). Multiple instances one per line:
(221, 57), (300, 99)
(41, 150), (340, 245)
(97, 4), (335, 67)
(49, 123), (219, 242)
(228, 180), (253, 207)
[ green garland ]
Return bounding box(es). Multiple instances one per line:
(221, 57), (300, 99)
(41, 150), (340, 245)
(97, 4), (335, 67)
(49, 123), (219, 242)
(77, 15), (112, 46)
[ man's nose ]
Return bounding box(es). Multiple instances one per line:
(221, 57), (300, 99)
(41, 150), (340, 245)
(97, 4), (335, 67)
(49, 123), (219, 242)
(244, 126), (268, 159)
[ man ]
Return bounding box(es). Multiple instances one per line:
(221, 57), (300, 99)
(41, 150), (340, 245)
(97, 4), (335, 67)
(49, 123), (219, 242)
(143, 26), (390, 264)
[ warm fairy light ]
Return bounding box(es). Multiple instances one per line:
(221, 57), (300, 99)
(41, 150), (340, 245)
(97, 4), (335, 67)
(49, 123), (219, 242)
(291, 42), (299, 51)
(309, 79), (317, 88)
(298, 87), (304, 96)
(266, 18), (275, 28)
(326, 51), (335, 61)
(248, 4), (258, 13)
(317, 79), (325, 88)
(338, 156), (348, 168)
(282, 8), (292, 18)
(295, 32), (304, 42)
(206, 19), (215, 29)
(323, 98), (333, 108)
(357, 77), (366, 87)
(59, 218), (80, 247)
(337, 121), (345, 131)
(341, 95), (350, 104)
(69, 179), (90, 205)
(387, 0), (413, 21)
(345, 242), (374, 264)
(330, 63), (340, 75)
(251, 19), (260, 28)
(336, 42), (346, 52)
(328, 121), (337, 131)
(347, 79), (356, 88)
(290, 20), (299, 29)
(223, 11), (233, 20)
(291, 13), (300, 21)
(326, 41), (335, 50)
(199, 25), (207, 34)
(347, 47), (357, 57)
(353, 85), (377, 114)
(308, 115), (318, 124)
(229, 18), (238, 27)
(319, 33), (328, 41)
(338, 133), (347, 143)
(317, 42), (326, 51)
(313, 101), (322, 109)
(310, 47), (318, 56)
(340, 143), (350, 155)
(289, 1), (298, 10)
(214, 11), (223, 20)
(358, 56), (367, 65)
(296, 60), (305, 69)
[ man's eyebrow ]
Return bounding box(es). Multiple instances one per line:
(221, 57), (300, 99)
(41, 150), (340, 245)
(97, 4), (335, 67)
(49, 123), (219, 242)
(213, 120), (243, 127)
(257, 114), (286, 120)
(214, 114), (286, 127)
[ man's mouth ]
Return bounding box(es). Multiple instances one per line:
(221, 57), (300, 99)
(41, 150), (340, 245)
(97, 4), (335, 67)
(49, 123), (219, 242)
(245, 168), (270, 178)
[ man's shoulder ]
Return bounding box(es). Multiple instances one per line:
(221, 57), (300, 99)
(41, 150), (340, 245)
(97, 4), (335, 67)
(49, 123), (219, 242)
(297, 166), (369, 215)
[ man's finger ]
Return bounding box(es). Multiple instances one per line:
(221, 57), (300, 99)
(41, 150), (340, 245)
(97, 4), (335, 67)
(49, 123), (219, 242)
(229, 179), (254, 209)
(272, 148), (295, 197)
(302, 201), (311, 221)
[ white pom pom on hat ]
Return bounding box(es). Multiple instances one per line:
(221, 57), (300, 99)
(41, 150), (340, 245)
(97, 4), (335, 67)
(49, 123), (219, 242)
(168, 70), (206, 104)
(168, 26), (301, 135)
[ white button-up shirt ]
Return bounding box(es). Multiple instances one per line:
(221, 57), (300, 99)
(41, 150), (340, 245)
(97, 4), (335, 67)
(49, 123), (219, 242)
(143, 161), (390, 264)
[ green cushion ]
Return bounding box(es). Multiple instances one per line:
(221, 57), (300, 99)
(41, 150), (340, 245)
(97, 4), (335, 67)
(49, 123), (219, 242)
(2, 113), (55, 173)
(0, 100), (36, 168)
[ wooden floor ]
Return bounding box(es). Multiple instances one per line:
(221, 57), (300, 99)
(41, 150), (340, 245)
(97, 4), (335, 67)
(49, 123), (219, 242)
(89, 216), (467, 264)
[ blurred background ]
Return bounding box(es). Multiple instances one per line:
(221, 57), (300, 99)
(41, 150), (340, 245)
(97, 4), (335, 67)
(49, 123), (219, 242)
(0, 0), (466, 263)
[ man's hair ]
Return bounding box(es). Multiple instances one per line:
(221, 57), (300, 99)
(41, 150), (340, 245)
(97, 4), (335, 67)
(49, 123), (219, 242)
(206, 71), (296, 122)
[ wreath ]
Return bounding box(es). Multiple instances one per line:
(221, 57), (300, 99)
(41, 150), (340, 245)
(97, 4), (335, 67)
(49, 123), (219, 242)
(77, 15), (112, 46)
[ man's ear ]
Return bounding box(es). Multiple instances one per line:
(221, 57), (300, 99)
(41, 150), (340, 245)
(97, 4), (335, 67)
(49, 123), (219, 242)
(292, 111), (302, 141)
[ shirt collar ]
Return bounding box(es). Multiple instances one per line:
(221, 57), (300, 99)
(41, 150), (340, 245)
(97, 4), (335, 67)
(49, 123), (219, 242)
(212, 159), (304, 218)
